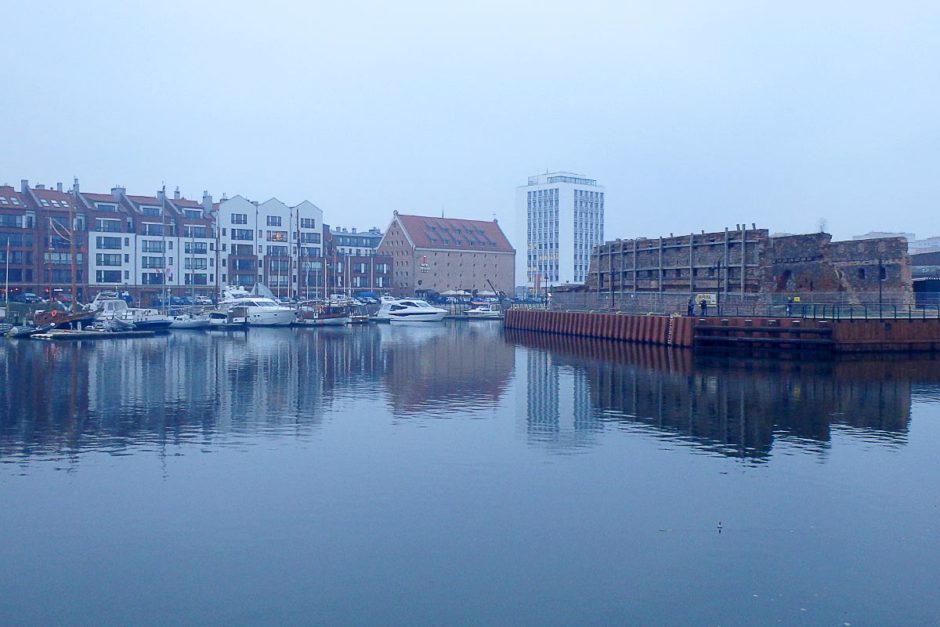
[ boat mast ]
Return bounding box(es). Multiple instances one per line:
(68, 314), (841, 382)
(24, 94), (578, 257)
(69, 198), (77, 312)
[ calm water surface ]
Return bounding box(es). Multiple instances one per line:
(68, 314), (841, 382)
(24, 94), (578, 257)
(1, 322), (939, 625)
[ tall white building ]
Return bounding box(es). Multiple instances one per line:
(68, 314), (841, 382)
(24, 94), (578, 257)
(515, 171), (605, 290)
(217, 195), (324, 298)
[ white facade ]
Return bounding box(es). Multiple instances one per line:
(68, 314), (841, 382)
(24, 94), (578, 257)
(217, 195), (323, 297)
(515, 171), (604, 289)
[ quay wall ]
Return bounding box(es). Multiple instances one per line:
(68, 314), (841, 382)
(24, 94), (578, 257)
(503, 309), (694, 348)
(505, 309), (940, 353)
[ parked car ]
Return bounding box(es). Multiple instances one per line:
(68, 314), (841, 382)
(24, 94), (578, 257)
(12, 292), (42, 304)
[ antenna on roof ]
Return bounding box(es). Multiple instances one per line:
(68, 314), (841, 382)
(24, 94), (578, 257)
(441, 206), (444, 219)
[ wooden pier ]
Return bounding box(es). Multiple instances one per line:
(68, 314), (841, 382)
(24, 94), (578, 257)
(504, 309), (940, 353)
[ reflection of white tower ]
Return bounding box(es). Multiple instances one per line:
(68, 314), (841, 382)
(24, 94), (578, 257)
(526, 350), (559, 435)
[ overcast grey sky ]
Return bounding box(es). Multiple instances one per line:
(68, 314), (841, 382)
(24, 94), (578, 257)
(2, 0), (938, 244)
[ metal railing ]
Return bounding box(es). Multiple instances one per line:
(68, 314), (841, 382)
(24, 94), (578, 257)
(519, 291), (940, 321)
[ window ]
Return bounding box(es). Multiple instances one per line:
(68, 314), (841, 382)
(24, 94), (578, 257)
(266, 216), (282, 227)
(185, 242), (208, 255)
(96, 253), (122, 267)
(185, 258), (208, 270)
(96, 270), (122, 283)
(141, 240), (164, 253)
(142, 256), (165, 269)
(96, 236), (122, 250)
(141, 206), (161, 216)
(231, 229), (253, 241)
(184, 210), (202, 219)
(95, 218), (122, 232)
(184, 226), (209, 239)
(268, 245), (288, 257)
(232, 244), (253, 255)
(300, 232), (321, 244)
(231, 213), (248, 224)
(95, 202), (117, 212)
(267, 230), (288, 242)
(142, 273), (164, 285)
(142, 223), (165, 236)
(300, 218), (316, 229)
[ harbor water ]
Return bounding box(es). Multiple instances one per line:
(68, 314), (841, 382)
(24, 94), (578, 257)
(1, 322), (939, 625)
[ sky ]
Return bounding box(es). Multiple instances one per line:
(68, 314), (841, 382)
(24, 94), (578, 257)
(2, 0), (938, 247)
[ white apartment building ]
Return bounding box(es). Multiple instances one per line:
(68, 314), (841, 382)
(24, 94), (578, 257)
(217, 195), (324, 298)
(515, 171), (605, 290)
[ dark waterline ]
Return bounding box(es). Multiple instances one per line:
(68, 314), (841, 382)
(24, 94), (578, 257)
(1, 323), (939, 625)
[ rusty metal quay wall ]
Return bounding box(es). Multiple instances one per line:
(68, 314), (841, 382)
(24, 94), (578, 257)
(504, 309), (694, 348)
(505, 309), (940, 353)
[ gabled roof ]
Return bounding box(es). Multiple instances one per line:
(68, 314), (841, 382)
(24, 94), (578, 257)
(82, 192), (118, 203)
(0, 185), (28, 209)
(30, 187), (75, 210)
(126, 194), (161, 206)
(394, 214), (514, 253)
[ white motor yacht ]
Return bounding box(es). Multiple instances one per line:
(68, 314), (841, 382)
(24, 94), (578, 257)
(385, 298), (447, 323)
(218, 286), (295, 326)
(465, 303), (503, 320)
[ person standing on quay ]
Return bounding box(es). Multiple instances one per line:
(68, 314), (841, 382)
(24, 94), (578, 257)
(700, 298), (708, 316)
(687, 297), (694, 316)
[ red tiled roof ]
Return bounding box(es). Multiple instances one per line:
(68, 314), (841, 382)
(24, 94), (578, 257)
(127, 195), (160, 205)
(395, 214), (514, 253)
(0, 185), (28, 209)
(82, 193), (117, 202)
(172, 198), (202, 208)
(30, 187), (75, 209)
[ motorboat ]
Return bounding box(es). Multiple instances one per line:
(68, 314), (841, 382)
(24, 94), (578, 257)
(207, 306), (249, 330)
(373, 296), (401, 323)
(169, 312), (212, 329)
(218, 286), (295, 327)
(6, 323), (54, 338)
(465, 303), (503, 320)
(386, 299), (447, 323)
(88, 293), (173, 332)
(295, 301), (350, 327)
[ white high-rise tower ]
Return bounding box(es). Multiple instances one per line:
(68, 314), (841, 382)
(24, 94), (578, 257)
(515, 171), (605, 292)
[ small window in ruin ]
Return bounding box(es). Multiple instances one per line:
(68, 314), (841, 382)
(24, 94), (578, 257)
(858, 268), (866, 280)
(880, 266), (886, 280)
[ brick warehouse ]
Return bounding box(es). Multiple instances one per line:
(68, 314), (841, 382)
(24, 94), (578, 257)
(576, 226), (912, 310)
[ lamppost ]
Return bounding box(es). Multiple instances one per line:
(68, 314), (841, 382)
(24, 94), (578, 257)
(713, 258), (722, 316)
(878, 255), (884, 319)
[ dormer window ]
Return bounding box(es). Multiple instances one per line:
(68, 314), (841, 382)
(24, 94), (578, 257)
(141, 206), (161, 216)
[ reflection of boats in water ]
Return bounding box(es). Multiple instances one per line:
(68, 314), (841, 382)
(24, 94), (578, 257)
(295, 301), (350, 326)
(217, 286), (294, 327)
(376, 298), (446, 323)
(465, 303), (503, 319)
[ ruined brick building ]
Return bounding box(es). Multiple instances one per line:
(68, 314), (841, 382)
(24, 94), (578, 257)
(579, 226), (912, 308)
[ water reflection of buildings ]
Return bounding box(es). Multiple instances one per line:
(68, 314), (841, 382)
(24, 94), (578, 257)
(377, 322), (514, 416)
(0, 322), (515, 461)
(0, 327), (385, 460)
(507, 330), (931, 459)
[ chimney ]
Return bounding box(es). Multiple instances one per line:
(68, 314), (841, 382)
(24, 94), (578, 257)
(56, 182), (63, 193)
(174, 186), (181, 200)
(72, 177), (80, 194)
(20, 179), (28, 193)
(202, 190), (213, 212)
(157, 187), (166, 203)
